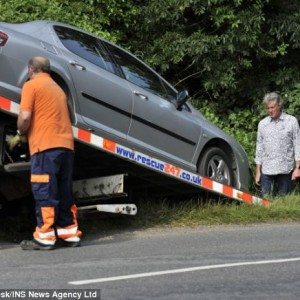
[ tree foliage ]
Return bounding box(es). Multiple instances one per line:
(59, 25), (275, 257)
(1, 0), (137, 41)
(122, 0), (300, 109)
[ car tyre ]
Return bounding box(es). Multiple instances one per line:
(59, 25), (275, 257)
(198, 147), (234, 186)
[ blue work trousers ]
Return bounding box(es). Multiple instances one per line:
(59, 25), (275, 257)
(31, 148), (75, 228)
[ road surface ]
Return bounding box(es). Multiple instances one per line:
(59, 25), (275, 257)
(0, 223), (299, 299)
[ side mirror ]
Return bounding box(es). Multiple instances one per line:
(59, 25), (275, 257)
(176, 90), (189, 110)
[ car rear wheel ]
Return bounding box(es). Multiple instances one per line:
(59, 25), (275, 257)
(198, 147), (234, 186)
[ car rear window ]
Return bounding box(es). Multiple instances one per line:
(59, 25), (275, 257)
(54, 25), (115, 73)
(103, 41), (177, 100)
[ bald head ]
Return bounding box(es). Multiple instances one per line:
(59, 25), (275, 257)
(28, 56), (50, 74)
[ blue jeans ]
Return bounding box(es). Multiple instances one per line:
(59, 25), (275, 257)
(261, 173), (292, 197)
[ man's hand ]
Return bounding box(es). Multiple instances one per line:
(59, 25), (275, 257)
(6, 134), (27, 151)
(255, 164), (261, 185)
(292, 167), (300, 180)
(255, 172), (261, 185)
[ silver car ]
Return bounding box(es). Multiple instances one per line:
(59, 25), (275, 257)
(0, 20), (250, 191)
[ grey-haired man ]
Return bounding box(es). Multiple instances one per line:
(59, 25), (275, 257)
(255, 92), (300, 196)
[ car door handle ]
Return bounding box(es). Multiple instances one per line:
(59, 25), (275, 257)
(133, 91), (148, 100)
(69, 60), (86, 71)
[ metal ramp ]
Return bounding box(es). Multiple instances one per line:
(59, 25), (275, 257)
(72, 127), (270, 207)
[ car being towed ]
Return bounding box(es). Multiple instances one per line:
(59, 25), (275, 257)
(0, 20), (250, 191)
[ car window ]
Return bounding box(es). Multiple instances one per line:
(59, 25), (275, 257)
(103, 41), (177, 100)
(54, 26), (115, 74)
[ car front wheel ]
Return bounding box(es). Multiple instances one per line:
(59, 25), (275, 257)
(198, 147), (234, 186)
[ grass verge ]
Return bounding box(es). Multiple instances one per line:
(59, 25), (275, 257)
(1, 193), (299, 243)
(79, 193), (300, 235)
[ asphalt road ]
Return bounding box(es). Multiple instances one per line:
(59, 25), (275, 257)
(0, 223), (299, 300)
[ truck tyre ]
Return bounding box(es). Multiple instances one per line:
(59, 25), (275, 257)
(198, 147), (234, 186)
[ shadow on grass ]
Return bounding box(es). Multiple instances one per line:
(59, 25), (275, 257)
(0, 196), (36, 243)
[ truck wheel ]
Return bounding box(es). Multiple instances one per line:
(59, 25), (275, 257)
(198, 147), (234, 186)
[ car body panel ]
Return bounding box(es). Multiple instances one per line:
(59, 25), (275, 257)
(63, 52), (134, 140)
(127, 83), (201, 166)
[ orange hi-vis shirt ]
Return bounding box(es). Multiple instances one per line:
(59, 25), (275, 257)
(20, 73), (74, 155)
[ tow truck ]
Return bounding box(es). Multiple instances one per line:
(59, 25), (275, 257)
(0, 95), (269, 219)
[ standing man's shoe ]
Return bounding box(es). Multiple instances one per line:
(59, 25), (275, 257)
(57, 239), (81, 248)
(20, 239), (55, 250)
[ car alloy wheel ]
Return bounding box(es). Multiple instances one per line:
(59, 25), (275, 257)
(198, 147), (234, 186)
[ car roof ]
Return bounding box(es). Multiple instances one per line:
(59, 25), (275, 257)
(0, 20), (83, 34)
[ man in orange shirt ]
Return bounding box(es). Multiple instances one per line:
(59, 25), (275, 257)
(15, 56), (81, 250)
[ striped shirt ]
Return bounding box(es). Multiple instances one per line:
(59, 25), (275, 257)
(255, 112), (300, 175)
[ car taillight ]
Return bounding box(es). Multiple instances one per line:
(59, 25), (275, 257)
(0, 31), (8, 47)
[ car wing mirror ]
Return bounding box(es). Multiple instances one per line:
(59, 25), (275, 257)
(176, 90), (189, 110)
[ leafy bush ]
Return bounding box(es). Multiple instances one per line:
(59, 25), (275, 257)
(284, 84), (300, 121)
(1, 0), (137, 41)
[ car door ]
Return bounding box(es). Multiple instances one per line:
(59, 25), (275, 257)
(53, 25), (133, 140)
(103, 41), (202, 165)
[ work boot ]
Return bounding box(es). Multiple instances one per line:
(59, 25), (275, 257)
(20, 239), (55, 250)
(57, 239), (81, 248)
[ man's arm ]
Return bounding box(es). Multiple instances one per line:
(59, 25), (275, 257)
(292, 117), (300, 180)
(17, 110), (32, 135)
(255, 123), (263, 185)
(6, 110), (31, 151)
